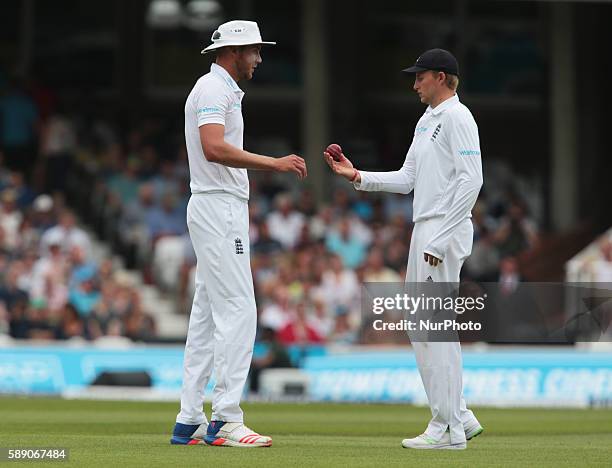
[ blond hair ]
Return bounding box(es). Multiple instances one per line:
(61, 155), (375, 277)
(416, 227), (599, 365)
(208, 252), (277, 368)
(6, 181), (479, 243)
(445, 73), (459, 91)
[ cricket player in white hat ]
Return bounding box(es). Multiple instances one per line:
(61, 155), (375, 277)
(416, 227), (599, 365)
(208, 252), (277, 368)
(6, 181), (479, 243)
(171, 20), (307, 447)
(325, 49), (484, 450)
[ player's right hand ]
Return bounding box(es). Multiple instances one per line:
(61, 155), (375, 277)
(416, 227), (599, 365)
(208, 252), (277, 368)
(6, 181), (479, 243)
(275, 154), (307, 180)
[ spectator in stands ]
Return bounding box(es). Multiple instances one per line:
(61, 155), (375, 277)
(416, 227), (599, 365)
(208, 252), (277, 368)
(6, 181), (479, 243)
(55, 304), (85, 340)
(0, 189), (22, 251)
(266, 192), (305, 249)
(331, 188), (351, 217)
(259, 286), (293, 331)
(277, 299), (324, 345)
(0, 262), (28, 314)
(106, 157), (141, 204)
(7, 295), (29, 338)
(363, 248), (400, 283)
(352, 191), (374, 221)
(494, 200), (539, 257)
(68, 265), (100, 317)
(0, 76), (39, 180)
(326, 217), (367, 269)
(31, 194), (55, 232)
(118, 183), (157, 265)
(296, 188), (317, 217)
(150, 158), (178, 202)
(29, 240), (68, 313)
(309, 204), (334, 241)
(125, 308), (156, 341)
(464, 227), (501, 281)
(385, 237), (409, 273)
(252, 221), (283, 256)
(39, 104), (77, 193)
(471, 199), (498, 241)
(383, 192), (413, 223)
(137, 144), (159, 180)
(145, 192), (186, 242)
(308, 297), (334, 340)
(6, 171), (36, 209)
(498, 256), (521, 295)
(328, 306), (358, 344)
(319, 254), (360, 317)
(40, 209), (91, 258)
(23, 300), (56, 340)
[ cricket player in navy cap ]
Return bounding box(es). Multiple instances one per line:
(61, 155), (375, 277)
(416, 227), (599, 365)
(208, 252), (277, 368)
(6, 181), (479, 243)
(170, 20), (307, 447)
(325, 48), (484, 449)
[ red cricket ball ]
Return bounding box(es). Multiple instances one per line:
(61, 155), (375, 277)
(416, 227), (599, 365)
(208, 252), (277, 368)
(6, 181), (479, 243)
(326, 143), (343, 162)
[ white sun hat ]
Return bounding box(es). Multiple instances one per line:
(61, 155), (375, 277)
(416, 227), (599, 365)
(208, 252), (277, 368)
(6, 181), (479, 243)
(201, 20), (276, 54)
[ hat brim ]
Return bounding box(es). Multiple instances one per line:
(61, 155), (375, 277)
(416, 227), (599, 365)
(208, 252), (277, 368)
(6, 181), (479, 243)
(402, 65), (459, 77)
(402, 65), (430, 73)
(201, 41), (276, 55)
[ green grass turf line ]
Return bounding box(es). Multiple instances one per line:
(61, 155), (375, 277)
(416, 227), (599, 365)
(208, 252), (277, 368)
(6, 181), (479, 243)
(1, 398), (611, 467)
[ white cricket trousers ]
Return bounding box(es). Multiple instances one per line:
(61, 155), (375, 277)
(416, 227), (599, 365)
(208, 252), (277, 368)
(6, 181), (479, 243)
(177, 192), (257, 424)
(406, 216), (478, 444)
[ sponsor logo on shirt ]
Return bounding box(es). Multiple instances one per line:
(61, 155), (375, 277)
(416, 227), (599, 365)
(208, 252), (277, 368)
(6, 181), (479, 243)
(415, 126), (428, 135)
(197, 106), (221, 114)
(458, 149), (481, 156)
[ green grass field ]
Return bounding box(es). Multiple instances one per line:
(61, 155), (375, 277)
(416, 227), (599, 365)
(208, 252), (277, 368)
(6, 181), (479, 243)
(1, 397), (611, 467)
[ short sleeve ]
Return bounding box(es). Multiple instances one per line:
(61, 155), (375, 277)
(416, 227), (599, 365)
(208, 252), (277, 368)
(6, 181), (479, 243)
(195, 83), (229, 127)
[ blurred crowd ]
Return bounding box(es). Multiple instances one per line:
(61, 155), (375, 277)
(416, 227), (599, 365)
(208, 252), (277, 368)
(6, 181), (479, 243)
(0, 75), (157, 341)
(0, 72), (547, 345)
(0, 175), (157, 341)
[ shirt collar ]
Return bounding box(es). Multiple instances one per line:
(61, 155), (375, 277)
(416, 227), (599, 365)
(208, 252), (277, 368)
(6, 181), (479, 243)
(426, 93), (459, 116)
(210, 63), (244, 96)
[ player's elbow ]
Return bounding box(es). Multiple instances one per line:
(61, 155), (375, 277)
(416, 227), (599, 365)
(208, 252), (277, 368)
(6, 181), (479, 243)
(397, 170), (415, 194)
(202, 142), (223, 163)
(459, 174), (483, 194)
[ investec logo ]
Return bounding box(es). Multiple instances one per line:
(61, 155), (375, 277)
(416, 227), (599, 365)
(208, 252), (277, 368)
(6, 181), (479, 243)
(197, 106), (221, 114)
(458, 149), (481, 156)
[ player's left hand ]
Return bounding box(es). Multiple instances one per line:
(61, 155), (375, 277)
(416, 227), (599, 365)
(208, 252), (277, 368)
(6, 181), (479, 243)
(324, 151), (357, 181)
(424, 252), (442, 267)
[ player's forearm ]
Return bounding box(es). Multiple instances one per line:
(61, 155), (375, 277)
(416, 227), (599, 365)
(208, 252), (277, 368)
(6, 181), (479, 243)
(355, 169), (415, 194)
(206, 141), (277, 171)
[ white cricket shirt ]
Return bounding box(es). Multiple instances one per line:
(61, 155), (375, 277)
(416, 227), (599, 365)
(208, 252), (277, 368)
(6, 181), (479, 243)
(185, 63), (249, 200)
(355, 94), (483, 260)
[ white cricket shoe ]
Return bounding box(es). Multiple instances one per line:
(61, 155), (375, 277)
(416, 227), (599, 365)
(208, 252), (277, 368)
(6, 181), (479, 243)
(401, 432), (466, 450)
(204, 421), (272, 447)
(465, 421), (484, 440)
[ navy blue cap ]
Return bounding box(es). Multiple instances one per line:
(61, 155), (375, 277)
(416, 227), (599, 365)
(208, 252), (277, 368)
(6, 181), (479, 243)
(403, 48), (459, 77)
